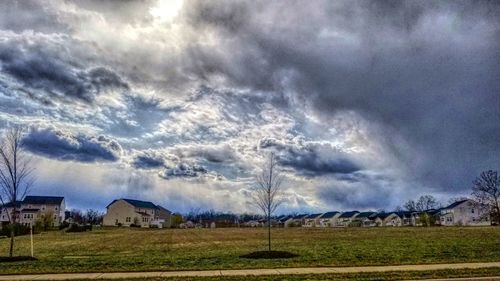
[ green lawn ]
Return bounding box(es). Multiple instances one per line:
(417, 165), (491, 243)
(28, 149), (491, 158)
(0, 226), (499, 275)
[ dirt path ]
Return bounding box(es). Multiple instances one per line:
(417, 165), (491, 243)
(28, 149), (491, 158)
(0, 262), (499, 280)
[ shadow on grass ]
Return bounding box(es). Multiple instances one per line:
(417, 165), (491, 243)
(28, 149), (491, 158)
(240, 251), (299, 259)
(0, 256), (37, 263)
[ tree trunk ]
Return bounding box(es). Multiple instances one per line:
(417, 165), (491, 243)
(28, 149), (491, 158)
(9, 227), (14, 257)
(268, 213), (271, 252)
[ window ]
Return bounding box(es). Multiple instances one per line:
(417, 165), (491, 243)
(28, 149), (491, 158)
(126, 217), (131, 222)
(55, 207), (58, 211)
(471, 208), (475, 213)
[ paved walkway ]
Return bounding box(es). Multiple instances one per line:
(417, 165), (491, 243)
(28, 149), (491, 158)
(0, 262), (499, 280)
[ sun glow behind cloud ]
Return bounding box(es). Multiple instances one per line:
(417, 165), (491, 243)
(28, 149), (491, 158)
(150, 0), (184, 23)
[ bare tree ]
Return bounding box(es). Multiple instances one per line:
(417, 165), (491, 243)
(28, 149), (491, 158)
(416, 195), (440, 211)
(252, 152), (284, 252)
(472, 170), (500, 224)
(0, 127), (35, 257)
(404, 195), (439, 212)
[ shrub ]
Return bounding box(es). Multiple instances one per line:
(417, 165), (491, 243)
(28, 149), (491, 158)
(0, 223), (38, 237)
(59, 221), (70, 230)
(66, 223), (90, 233)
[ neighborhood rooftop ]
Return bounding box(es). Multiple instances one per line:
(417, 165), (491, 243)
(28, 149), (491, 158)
(319, 211), (339, 219)
(442, 199), (469, 210)
(339, 211), (359, 218)
(106, 198), (158, 209)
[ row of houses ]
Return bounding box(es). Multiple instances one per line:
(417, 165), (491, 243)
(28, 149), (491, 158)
(273, 199), (490, 228)
(0, 197), (492, 229)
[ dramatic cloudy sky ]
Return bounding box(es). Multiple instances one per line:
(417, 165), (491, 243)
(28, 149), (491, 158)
(0, 0), (499, 213)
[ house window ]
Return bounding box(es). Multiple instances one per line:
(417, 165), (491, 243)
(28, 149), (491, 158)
(471, 208), (474, 213)
(126, 217), (131, 222)
(55, 207), (58, 211)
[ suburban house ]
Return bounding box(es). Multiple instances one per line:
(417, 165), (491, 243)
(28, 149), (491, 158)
(437, 199), (490, 226)
(317, 211), (341, 227)
(103, 198), (172, 228)
(0, 196), (65, 228)
(335, 211), (359, 227)
(285, 214), (307, 227)
(354, 211), (378, 227)
(303, 213), (323, 227)
(375, 212), (402, 226)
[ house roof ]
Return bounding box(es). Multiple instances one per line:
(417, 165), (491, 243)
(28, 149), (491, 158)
(339, 211), (359, 218)
(376, 212), (398, 220)
(107, 198), (158, 209)
(442, 199), (469, 210)
(292, 214), (307, 219)
(156, 205), (172, 213)
(319, 211), (340, 219)
(305, 213), (322, 219)
(356, 211), (377, 219)
(23, 196), (64, 205)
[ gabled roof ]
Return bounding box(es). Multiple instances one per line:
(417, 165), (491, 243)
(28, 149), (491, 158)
(107, 198), (158, 209)
(356, 211), (377, 219)
(292, 214), (307, 219)
(442, 199), (469, 210)
(376, 212), (399, 220)
(23, 196), (64, 205)
(156, 205), (172, 213)
(277, 215), (292, 222)
(305, 213), (322, 219)
(339, 211), (359, 218)
(319, 211), (340, 219)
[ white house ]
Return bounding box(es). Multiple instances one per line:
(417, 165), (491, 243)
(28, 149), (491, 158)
(354, 211), (378, 227)
(285, 214), (307, 227)
(335, 211), (359, 227)
(317, 211), (341, 227)
(303, 213), (323, 227)
(374, 212), (402, 226)
(1, 196), (65, 228)
(103, 198), (172, 228)
(437, 199), (490, 226)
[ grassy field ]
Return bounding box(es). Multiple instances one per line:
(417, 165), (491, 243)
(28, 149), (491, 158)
(0, 226), (499, 275)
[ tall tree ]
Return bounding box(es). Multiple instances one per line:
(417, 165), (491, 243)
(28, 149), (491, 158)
(0, 127), (35, 257)
(472, 170), (500, 224)
(252, 152), (284, 252)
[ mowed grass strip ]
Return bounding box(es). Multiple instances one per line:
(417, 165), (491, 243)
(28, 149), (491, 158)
(0, 226), (499, 274)
(69, 268), (500, 281)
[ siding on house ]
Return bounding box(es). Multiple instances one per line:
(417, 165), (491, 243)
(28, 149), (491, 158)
(318, 211), (341, 227)
(0, 196), (65, 227)
(303, 213), (323, 227)
(438, 199), (490, 226)
(335, 211), (360, 227)
(103, 198), (172, 228)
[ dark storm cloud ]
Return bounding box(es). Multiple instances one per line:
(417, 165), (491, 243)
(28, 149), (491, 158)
(182, 0), (500, 191)
(159, 162), (208, 179)
(259, 137), (361, 176)
(23, 127), (122, 162)
(0, 34), (128, 103)
(317, 172), (395, 210)
(0, 1), (69, 33)
(131, 150), (167, 169)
